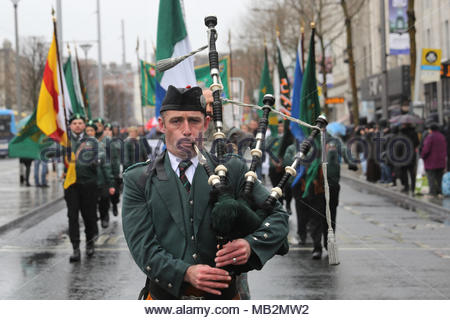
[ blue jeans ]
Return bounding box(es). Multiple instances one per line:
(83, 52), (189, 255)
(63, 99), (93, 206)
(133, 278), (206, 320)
(380, 163), (392, 183)
(34, 160), (48, 186)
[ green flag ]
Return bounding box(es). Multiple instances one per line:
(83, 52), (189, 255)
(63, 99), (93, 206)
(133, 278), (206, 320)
(258, 48), (277, 136)
(300, 27), (322, 197)
(258, 47), (274, 106)
(276, 39), (294, 159)
(8, 110), (53, 159)
(140, 60), (156, 107)
(195, 56), (230, 98)
(64, 55), (85, 117)
(277, 42), (291, 112)
(75, 50), (92, 119)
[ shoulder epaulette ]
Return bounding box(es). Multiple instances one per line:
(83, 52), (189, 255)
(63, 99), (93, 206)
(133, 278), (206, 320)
(124, 160), (150, 174)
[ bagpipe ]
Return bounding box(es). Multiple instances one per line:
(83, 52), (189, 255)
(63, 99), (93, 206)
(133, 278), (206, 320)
(156, 16), (339, 266)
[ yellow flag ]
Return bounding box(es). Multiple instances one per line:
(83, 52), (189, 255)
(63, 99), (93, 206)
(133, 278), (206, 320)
(63, 152), (77, 189)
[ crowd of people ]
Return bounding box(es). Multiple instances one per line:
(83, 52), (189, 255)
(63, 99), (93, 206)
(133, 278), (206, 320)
(342, 117), (449, 199)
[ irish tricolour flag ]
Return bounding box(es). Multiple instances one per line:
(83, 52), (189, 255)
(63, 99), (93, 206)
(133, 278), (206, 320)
(155, 0), (196, 116)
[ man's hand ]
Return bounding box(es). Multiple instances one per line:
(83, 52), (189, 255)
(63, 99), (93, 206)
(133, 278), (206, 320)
(109, 187), (115, 195)
(184, 264), (231, 296)
(215, 239), (251, 268)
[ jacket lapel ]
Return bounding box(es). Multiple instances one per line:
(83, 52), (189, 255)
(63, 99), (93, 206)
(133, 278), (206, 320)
(153, 152), (186, 236)
(192, 158), (212, 236)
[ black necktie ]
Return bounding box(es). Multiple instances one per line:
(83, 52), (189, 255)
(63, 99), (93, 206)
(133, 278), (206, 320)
(178, 160), (192, 193)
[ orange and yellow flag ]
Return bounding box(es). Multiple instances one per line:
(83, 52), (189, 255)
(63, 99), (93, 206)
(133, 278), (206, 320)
(36, 33), (72, 147)
(63, 151), (77, 189)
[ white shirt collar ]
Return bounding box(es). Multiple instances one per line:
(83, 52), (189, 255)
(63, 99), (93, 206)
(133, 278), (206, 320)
(167, 150), (198, 174)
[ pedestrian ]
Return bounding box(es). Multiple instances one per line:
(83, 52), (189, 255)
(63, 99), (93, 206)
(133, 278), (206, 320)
(33, 158), (49, 187)
(294, 169), (326, 259)
(267, 120), (285, 200)
(379, 126), (393, 184)
(122, 85), (288, 300)
(283, 141), (306, 242)
(64, 114), (115, 262)
(398, 124), (419, 193)
(365, 122), (381, 183)
(138, 124), (152, 159)
(323, 137), (341, 249)
(104, 123), (122, 217)
(19, 158), (33, 186)
(420, 123), (447, 197)
(94, 121), (116, 228)
(123, 126), (149, 172)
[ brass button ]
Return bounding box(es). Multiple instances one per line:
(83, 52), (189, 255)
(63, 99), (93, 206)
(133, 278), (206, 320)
(263, 233), (268, 239)
(190, 217), (194, 223)
(265, 222), (270, 227)
(146, 266), (151, 271)
(189, 200), (194, 205)
(155, 278), (159, 283)
(252, 236), (258, 241)
(191, 235), (195, 241)
(192, 253), (198, 259)
(168, 283), (173, 288)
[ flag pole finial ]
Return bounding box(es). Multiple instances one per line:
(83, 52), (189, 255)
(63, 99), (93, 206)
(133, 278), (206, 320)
(51, 7), (56, 22)
(310, 21), (315, 29)
(67, 44), (71, 55)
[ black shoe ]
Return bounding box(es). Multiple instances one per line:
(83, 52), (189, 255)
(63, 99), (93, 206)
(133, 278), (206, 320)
(299, 233), (307, 245)
(312, 250), (322, 260)
(112, 205), (118, 217)
(86, 244), (95, 257)
(101, 220), (109, 228)
(25, 182), (31, 187)
(69, 249), (81, 262)
(41, 184), (49, 188)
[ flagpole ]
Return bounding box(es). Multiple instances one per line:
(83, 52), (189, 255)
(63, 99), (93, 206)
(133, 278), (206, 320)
(300, 25), (305, 71)
(136, 37), (145, 125)
(74, 47), (90, 119)
(52, 10), (71, 153)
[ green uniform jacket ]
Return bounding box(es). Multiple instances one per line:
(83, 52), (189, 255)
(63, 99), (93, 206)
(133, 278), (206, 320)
(123, 137), (148, 172)
(266, 135), (282, 168)
(69, 133), (97, 185)
(96, 136), (114, 188)
(67, 133), (113, 187)
(122, 151), (289, 298)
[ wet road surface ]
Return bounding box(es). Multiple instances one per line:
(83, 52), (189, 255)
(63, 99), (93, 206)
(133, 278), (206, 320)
(0, 180), (449, 299)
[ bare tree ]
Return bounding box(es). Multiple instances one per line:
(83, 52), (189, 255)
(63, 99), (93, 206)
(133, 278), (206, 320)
(407, 0), (416, 102)
(340, 0), (366, 126)
(21, 36), (48, 113)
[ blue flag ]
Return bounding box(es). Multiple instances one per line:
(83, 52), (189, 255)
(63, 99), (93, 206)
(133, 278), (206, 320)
(290, 46), (306, 187)
(290, 50), (304, 142)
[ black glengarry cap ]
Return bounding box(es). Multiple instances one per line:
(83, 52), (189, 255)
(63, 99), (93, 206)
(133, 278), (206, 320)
(161, 85), (206, 115)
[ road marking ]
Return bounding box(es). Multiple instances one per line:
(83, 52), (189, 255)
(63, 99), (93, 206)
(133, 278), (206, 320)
(95, 234), (110, 245)
(287, 246), (450, 251)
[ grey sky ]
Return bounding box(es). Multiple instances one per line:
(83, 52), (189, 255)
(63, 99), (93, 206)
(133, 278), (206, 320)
(0, 0), (251, 65)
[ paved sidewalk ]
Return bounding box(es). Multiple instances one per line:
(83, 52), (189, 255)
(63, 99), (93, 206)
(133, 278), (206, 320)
(341, 166), (450, 222)
(0, 158), (64, 232)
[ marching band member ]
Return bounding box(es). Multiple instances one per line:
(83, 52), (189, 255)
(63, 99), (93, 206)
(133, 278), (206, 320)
(121, 86), (289, 300)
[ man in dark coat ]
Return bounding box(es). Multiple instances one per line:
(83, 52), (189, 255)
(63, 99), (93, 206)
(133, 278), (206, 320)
(121, 86), (288, 299)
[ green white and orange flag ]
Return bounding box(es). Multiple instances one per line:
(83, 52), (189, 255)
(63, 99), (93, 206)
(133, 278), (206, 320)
(36, 33), (72, 147)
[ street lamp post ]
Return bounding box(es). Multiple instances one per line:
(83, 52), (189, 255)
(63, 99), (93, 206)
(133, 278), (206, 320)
(79, 43), (93, 110)
(11, 0), (21, 115)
